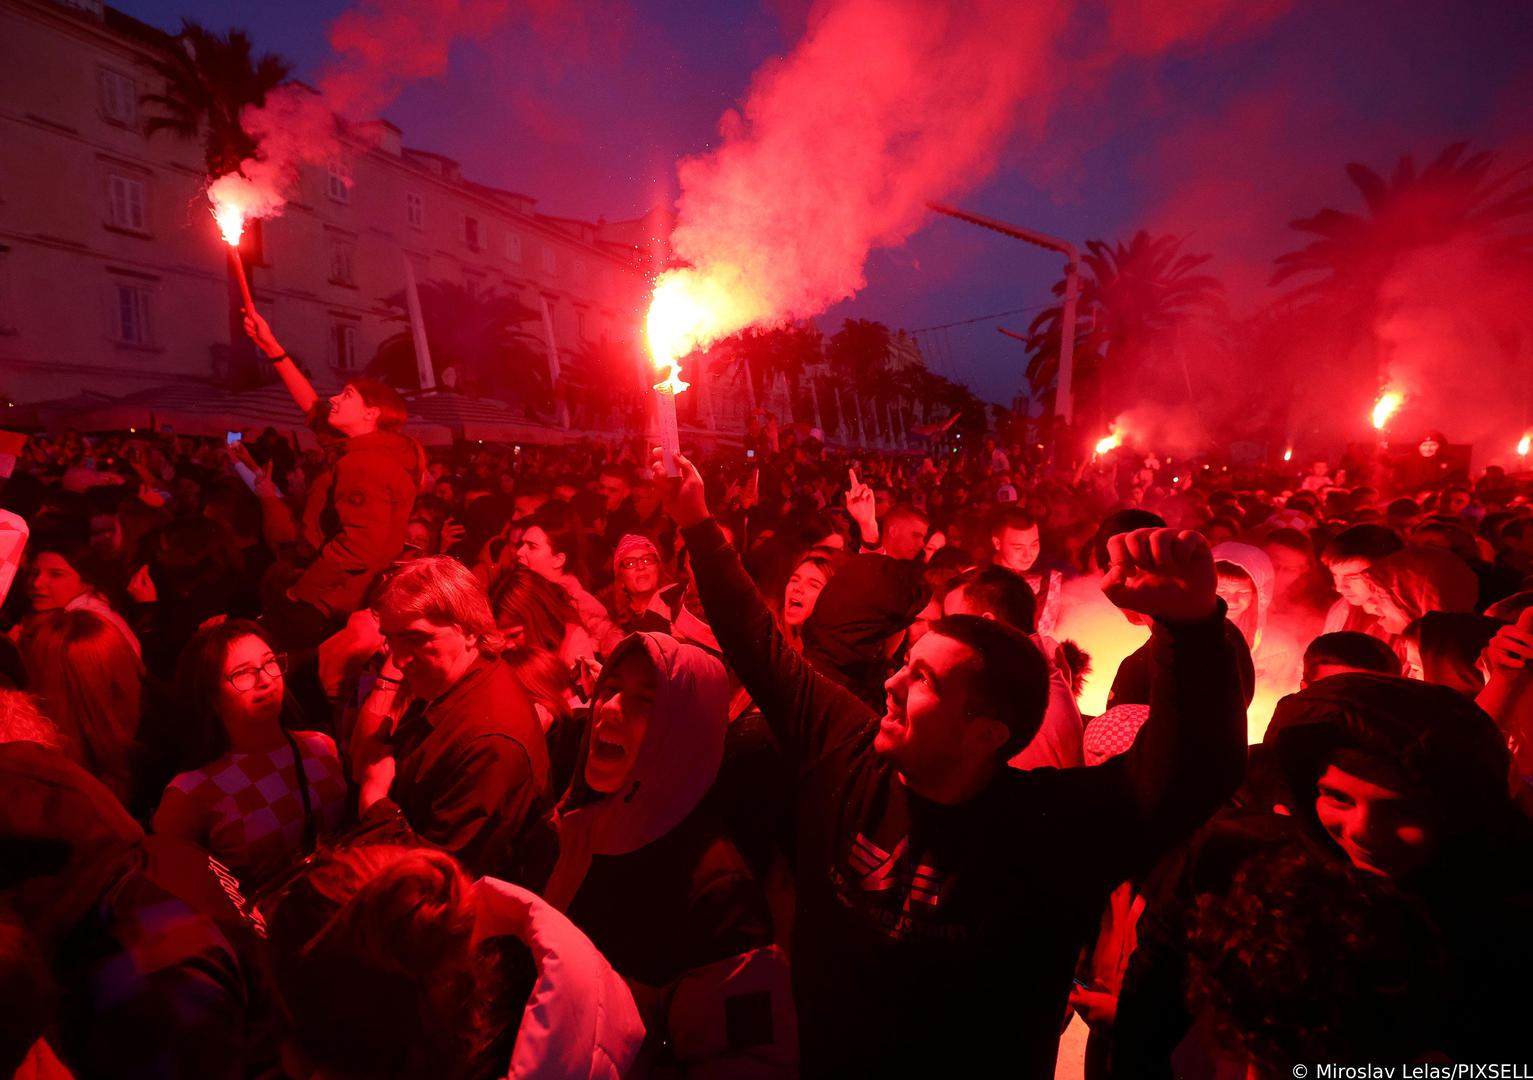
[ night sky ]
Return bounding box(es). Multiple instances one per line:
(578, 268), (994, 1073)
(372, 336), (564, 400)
(121, 0), (1533, 405)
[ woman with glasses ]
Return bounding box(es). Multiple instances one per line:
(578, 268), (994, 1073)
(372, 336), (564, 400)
(151, 619), (347, 888)
(604, 534), (671, 638)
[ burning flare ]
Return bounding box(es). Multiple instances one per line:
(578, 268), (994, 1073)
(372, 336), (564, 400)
(1519, 434), (1531, 457)
(1094, 430), (1122, 456)
(1371, 390), (1404, 431)
(1282, 448), (1293, 462)
(644, 267), (771, 388)
(211, 201), (245, 246)
(207, 172), (285, 248)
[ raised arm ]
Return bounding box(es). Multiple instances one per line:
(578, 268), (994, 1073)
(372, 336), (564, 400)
(243, 308), (319, 416)
(1092, 529), (1246, 857)
(1477, 610), (1533, 784)
(655, 449), (875, 766)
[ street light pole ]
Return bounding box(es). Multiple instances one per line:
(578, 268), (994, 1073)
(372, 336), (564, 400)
(928, 202), (1078, 426)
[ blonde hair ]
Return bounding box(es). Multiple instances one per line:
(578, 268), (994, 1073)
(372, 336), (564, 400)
(374, 557), (502, 655)
(20, 610), (143, 803)
(0, 689), (66, 750)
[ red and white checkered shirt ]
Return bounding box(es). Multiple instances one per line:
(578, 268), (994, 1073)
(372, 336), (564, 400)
(161, 731), (347, 887)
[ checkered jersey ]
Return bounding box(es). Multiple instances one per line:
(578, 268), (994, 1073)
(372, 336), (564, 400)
(164, 731), (347, 887)
(1082, 705), (1152, 766)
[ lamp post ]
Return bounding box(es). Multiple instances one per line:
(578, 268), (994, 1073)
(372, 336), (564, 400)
(928, 202), (1079, 451)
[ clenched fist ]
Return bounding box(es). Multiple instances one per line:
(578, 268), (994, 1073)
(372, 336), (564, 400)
(1101, 528), (1217, 624)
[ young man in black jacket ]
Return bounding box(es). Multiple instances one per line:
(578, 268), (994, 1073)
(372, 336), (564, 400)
(654, 450), (1247, 1076)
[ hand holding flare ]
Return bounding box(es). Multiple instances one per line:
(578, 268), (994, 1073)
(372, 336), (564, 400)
(209, 190), (256, 312)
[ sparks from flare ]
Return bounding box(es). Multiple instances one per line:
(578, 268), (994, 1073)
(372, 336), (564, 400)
(1371, 390), (1403, 431)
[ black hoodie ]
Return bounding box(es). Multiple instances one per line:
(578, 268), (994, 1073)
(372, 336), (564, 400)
(682, 517), (1246, 1077)
(1118, 674), (1533, 1073)
(800, 552), (928, 712)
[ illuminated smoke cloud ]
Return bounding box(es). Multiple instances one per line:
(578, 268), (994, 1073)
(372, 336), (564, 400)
(213, 0), (555, 219)
(658, 0), (1291, 352)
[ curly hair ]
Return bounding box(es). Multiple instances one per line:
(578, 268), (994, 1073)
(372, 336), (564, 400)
(1187, 843), (1447, 1069)
(266, 845), (535, 1079)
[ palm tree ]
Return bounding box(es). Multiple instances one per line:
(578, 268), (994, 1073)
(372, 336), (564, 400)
(140, 21), (292, 175)
(1271, 142), (1533, 304)
(562, 337), (646, 430)
(369, 281), (551, 413)
(827, 319), (893, 393)
(1267, 143), (1533, 440)
(1026, 231), (1224, 429)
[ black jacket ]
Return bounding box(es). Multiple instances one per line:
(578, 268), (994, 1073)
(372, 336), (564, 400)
(382, 657), (550, 879)
(682, 517), (1246, 1076)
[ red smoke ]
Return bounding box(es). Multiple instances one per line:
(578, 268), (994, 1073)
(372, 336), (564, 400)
(212, 0), (569, 223)
(663, 0), (1294, 348)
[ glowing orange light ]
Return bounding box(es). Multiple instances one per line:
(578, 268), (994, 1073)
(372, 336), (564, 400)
(1519, 434), (1531, 457)
(1282, 448), (1293, 462)
(212, 201), (245, 246)
(207, 174), (257, 247)
(1094, 430), (1121, 456)
(1371, 390), (1403, 431)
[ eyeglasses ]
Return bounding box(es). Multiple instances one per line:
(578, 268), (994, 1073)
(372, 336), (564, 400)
(618, 554), (659, 571)
(226, 654), (288, 692)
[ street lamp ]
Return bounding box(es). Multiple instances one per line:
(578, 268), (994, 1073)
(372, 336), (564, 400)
(928, 202), (1079, 426)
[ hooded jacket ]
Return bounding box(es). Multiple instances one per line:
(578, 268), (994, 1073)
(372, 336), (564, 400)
(533, 633), (795, 1074)
(800, 553), (928, 711)
(470, 878), (645, 1080)
(0, 743), (249, 1079)
(1211, 542), (1273, 650)
(293, 429), (425, 618)
(1117, 674), (1533, 1073)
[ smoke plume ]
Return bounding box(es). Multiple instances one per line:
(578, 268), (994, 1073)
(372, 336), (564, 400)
(655, 0), (1293, 362)
(211, 0), (545, 221)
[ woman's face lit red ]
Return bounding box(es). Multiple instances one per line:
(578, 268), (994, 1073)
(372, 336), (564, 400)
(617, 551), (660, 597)
(516, 526), (565, 581)
(28, 553), (88, 612)
(217, 634), (286, 735)
(782, 563), (829, 629)
(1361, 584), (1411, 634)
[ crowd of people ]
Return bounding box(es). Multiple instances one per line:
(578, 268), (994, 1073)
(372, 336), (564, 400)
(0, 315), (1531, 1079)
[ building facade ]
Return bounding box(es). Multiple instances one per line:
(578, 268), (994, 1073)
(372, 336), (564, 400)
(0, 0), (659, 406)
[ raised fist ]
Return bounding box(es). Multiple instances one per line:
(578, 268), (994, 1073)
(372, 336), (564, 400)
(1101, 528), (1217, 624)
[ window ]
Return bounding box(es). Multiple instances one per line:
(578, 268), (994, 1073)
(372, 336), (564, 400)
(405, 192), (423, 229)
(573, 257), (587, 284)
(464, 216), (482, 251)
(327, 163), (351, 203)
(329, 240), (356, 286)
(329, 322), (357, 371)
(114, 282), (152, 344)
(106, 172), (146, 232)
(541, 246), (557, 275)
(504, 232), (522, 263)
(576, 309), (588, 340)
(97, 68), (136, 127)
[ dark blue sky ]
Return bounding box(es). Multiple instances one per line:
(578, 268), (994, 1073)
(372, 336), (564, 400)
(123, 0), (1533, 403)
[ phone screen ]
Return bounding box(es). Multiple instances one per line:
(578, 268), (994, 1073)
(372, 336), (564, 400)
(226, 431), (242, 446)
(746, 448), (756, 460)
